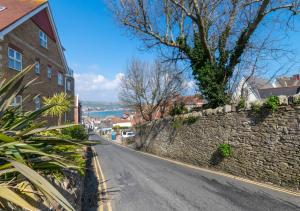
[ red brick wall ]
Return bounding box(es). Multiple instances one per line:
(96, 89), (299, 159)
(0, 19), (75, 125)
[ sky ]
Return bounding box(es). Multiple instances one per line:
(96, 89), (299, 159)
(48, 0), (300, 102)
(49, 0), (156, 102)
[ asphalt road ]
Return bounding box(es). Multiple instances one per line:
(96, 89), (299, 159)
(91, 134), (300, 211)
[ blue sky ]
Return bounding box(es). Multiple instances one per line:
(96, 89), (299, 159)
(49, 0), (156, 101)
(49, 0), (300, 102)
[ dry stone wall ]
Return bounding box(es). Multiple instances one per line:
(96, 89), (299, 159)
(136, 101), (300, 191)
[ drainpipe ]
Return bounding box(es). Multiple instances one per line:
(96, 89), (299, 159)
(64, 73), (67, 123)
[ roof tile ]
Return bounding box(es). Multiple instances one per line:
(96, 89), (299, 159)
(0, 0), (47, 31)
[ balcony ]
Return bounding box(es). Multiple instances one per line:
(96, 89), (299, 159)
(66, 67), (74, 78)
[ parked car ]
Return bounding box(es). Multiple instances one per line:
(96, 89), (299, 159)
(121, 131), (135, 139)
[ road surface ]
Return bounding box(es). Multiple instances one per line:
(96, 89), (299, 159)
(91, 134), (300, 211)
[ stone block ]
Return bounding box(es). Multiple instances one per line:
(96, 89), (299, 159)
(193, 111), (202, 117)
(278, 95), (288, 106)
(212, 107), (223, 114)
(245, 102), (252, 110)
(204, 108), (213, 115)
(293, 94), (300, 104)
(217, 107), (223, 113)
(224, 105), (231, 113)
(231, 104), (237, 112)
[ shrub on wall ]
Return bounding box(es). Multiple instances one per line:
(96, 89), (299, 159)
(112, 125), (130, 131)
(170, 102), (188, 116)
(237, 98), (246, 110)
(251, 102), (262, 113)
(218, 143), (232, 158)
(62, 125), (88, 140)
(294, 96), (300, 105)
(171, 118), (183, 129)
(264, 96), (280, 112)
(183, 116), (199, 125)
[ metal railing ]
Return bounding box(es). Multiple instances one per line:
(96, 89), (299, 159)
(66, 67), (74, 77)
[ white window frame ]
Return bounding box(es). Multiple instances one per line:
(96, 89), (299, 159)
(8, 47), (22, 71)
(12, 95), (22, 109)
(47, 66), (52, 79)
(58, 72), (64, 86)
(67, 80), (71, 91)
(39, 30), (48, 48)
(33, 95), (41, 110)
(35, 60), (40, 74)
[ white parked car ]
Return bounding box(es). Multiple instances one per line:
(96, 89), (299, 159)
(121, 131), (135, 139)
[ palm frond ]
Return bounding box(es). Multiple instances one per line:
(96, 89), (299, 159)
(5, 159), (75, 211)
(0, 185), (37, 210)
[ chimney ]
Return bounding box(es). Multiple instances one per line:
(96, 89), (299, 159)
(292, 74), (300, 81)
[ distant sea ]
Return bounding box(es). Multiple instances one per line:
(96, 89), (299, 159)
(85, 110), (128, 119)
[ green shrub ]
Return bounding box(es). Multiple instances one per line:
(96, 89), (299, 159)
(171, 118), (183, 129)
(183, 116), (198, 125)
(112, 125), (130, 131)
(264, 96), (280, 112)
(237, 98), (246, 110)
(218, 143), (232, 158)
(0, 64), (89, 210)
(135, 124), (142, 129)
(294, 96), (300, 105)
(53, 145), (85, 176)
(251, 102), (262, 113)
(170, 102), (188, 116)
(62, 125), (88, 140)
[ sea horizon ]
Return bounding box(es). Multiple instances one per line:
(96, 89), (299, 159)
(84, 109), (131, 119)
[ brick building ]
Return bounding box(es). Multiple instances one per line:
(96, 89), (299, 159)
(0, 0), (75, 125)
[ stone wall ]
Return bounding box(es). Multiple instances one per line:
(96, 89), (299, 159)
(136, 103), (300, 191)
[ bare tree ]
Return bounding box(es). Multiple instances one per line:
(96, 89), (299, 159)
(119, 59), (184, 122)
(108, 0), (300, 107)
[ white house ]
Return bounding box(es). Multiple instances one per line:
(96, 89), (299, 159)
(232, 77), (270, 103)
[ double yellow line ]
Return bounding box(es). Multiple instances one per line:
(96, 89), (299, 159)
(92, 147), (113, 211)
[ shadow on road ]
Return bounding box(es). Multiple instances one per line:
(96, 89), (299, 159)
(200, 176), (300, 211)
(82, 145), (120, 211)
(82, 146), (99, 211)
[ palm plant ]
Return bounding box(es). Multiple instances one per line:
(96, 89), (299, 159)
(43, 92), (72, 125)
(0, 64), (85, 211)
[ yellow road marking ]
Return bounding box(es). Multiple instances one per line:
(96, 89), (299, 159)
(93, 147), (113, 211)
(108, 139), (300, 197)
(92, 149), (104, 211)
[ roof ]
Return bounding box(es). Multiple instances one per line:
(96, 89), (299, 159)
(275, 77), (300, 87)
(247, 77), (272, 89)
(0, 0), (69, 73)
(258, 86), (300, 98)
(0, 0), (47, 32)
(176, 95), (204, 106)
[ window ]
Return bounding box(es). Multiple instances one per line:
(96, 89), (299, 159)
(47, 66), (52, 79)
(58, 72), (64, 86)
(8, 48), (22, 71)
(35, 60), (40, 74)
(67, 80), (71, 91)
(33, 95), (41, 110)
(39, 30), (48, 48)
(11, 95), (22, 109)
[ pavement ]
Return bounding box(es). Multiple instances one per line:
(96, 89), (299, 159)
(90, 134), (300, 211)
